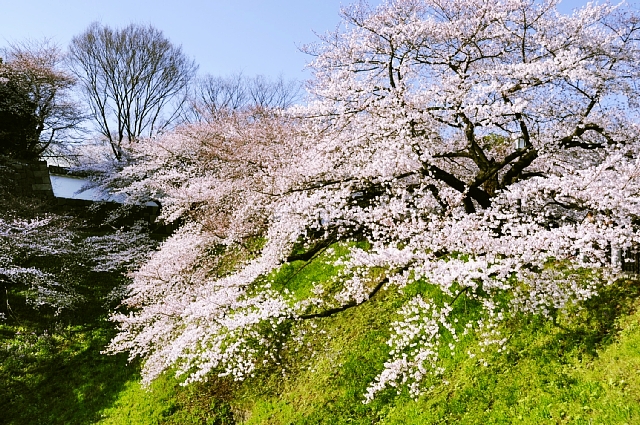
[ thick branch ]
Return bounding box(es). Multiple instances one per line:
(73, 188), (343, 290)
(421, 163), (492, 210)
(287, 237), (335, 263)
(500, 147), (538, 187)
(299, 275), (389, 319)
(559, 123), (615, 149)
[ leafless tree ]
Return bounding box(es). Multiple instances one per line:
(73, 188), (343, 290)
(247, 74), (300, 109)
(69, 23), (198, 159)
(188, 73), (301, 122)
(0, 40), (83, 160)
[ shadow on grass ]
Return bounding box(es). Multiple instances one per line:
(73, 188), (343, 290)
(0, 330), (138, 425)
(507, 277), (640, 365)
(0, 268), (141, 425)
(562, 278), (640, 352)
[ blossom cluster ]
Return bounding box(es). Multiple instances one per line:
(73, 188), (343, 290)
(106, 0), (640, 400)
(0, 211), (155, 314)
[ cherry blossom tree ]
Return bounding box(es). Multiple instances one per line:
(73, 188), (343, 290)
(0, 40), (83, 160)
(94, 106), (300, 236)
(107, 0), (640, 400)
(0, 210), (155, 317)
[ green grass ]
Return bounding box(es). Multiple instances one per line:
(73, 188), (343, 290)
(378, 280), (640, 424)
(0, 272), (136, 425)
(3, 235), (640, 424)
(233, 264), (640, 424)
(97, 373), (236, 425)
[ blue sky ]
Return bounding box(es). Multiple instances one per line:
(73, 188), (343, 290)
(0, 0), (637, 82)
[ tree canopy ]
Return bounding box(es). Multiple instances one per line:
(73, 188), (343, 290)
(101, 0), (640, 400)
(0, 42), (79, 160)
(0, 61), (38, 159)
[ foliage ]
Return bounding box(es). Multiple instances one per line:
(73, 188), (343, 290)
(0, 61), (38, 159)
(69, 22), (198, 160)
(103, 0), (640, 401)
(0, 212), (155, 314)
(0, 40), (83, 160)
(3, 217), (640, 423)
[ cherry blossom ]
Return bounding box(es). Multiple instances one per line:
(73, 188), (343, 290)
(107, 0), (640, 400)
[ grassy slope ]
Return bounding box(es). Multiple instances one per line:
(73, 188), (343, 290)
(0, 264), (137, 425)
(3, 239), (640, 424)
(99, 249), (640, 425)
(237, 275), (640, 425)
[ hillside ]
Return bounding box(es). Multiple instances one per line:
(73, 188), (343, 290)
(3, 234), (640, 424)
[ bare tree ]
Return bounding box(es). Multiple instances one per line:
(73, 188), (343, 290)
(69, 23), (198, 159)
(0, 40), (83, 160)
(188, 73), (301, 122)
(246, 74), (300, 110)
(196, 73), (249, 114)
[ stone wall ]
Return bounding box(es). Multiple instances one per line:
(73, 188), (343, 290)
(1, 159), (54, 198)
(0, 159), (176, 235)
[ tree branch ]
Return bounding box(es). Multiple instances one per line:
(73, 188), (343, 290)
(299, 274), (389, 319)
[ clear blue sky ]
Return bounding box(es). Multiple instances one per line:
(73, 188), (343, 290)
(0, 0), (636, 82)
